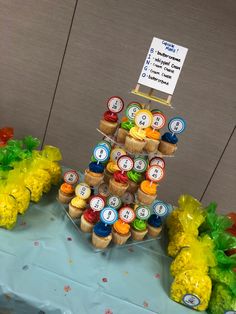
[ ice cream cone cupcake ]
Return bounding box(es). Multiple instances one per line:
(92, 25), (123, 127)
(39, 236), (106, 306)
(80, 208), (100, 233)
(109, 171), (129, 196)
(137, 180), (157, 205)
(147, 215), (162, 237)
(58, 183), (75, 204)
(68, 196), (87, 219)
(125, 126), (146, 153)
(84, 162), (104, 187)
(127, 170), (143, 193)
(104, 160), (119, 184)
(117, 119), (135, 143)
(112, 219), (131, 245)
(99, 111), (118, 135)
(158, 132), (178, 155)
(92, 222), (112, 249)
(131, 219), (148, 241)
(145, 127), (161, 153)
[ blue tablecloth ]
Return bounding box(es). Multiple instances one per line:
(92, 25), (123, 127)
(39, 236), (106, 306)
(0, 186), (203, 314)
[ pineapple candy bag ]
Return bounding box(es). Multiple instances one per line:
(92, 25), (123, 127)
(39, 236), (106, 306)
(41, 145), (62, 185)
(0, 193), (18, 229)
(31, 152), (52, 193)
(208, 283), (236, 314)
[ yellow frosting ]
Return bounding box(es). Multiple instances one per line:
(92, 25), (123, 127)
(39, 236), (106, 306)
(129, 126), (146, 141)
(106, 161), (119, 174)
(113, 219), (130, 235)
(71, 196), (87, 208)
(145, 127), (161, 140)
(140, 180), (157, 196)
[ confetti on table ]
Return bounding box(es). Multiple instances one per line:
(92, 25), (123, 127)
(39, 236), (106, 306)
(67, 237), (72, 241)
(155, 273), (161, 279)
(128, 247), (134, 253)
(143, 301), (149, 308)
(34, 241), (40, 247)
(105, 309), (113, 314)
(123, 271), (129, 276)
(68, 259), (73, 264)
(22, 265), (29, 271)
(102, 277), (108, 283)
(50, 217), (55, 221)
(20, 221), (27, 226)
(64, 285), (71, 293)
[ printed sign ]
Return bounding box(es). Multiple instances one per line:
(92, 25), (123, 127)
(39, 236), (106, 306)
(90, 196), (105, 212)
(125, 102), (141, 121)
(64, 170), (79, 185)
(146, 165), (164, 182)
(182, 294), (200, 307)
(153, 201), (169, 217)
(98, 183), (110, 197)
(136, 205), (151, 220)
(93, 145), (110, 162)
(133, 157), (148, 173)
(117, 155), (134, 172)
(119, 207), (136, 223)
(152, 112), (166, 130)
(134, 109), (153, 129)
(75, 183), (91, 199)
(107, 96), (124, 113)
(100, 207), (118, 224)
(168, 117), (186, 134)
(149, 157), (165, 169)
(110, 147), (126, 162)
(121, 192), (134, 204)
(107, 195), (122, 210)
(138, 37), (188, 95)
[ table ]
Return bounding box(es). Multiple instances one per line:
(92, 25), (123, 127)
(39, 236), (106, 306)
(0, 186), (203, 314)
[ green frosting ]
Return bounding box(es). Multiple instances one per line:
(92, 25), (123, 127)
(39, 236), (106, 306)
(121, 120), (135, 131)
(132, 219), (147, 231)
(127, 170), (142, 183)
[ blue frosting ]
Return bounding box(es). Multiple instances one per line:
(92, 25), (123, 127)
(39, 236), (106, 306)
(89, 162), (104, 173)
(148, 215), (162, 228)
(161, 132), (178, 144)
(93, 222), (111, 237)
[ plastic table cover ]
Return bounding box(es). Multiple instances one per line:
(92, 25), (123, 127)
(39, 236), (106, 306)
(0, 187), (206, 314)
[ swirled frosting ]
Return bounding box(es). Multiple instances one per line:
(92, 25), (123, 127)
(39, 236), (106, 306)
(89, 162), (104, 173)
(121, 120), (135, 131)
(129, 127), (146, 141)
(71, 196), (87, 208)
(140, 180), (157, 195)
(145, 127), (161, 140)
(60, 183), (74, 195)
(148, 214), (162, 227)
(106, 161), (119, 174)
(93, 221), (111, 237)
(83, 208), (100, 224)
(113, 219), (130, 235)
(132, 219), (147, 231)
(113, 171), (128, 184)
(104, 111), (118, 122)
(127, 170), (142, 183)
(162, 132), (178, 144)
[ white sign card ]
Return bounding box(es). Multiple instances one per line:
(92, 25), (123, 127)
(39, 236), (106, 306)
(138, 37), (188, 95)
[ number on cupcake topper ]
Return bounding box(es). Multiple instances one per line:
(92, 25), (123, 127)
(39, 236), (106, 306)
(149, 157), (165, 169)
(107, 195), (122, 210)
(152, 112), (166, 130)
(133, 156), (148, 173)
(64, 170), (79, 185)
(121, 191), (135, 205)
(146, 165), (164, 182)
(117, 155), (134, 172)
(100, 207), (118, 224)
(152, 200), (169, 217)
(168, 117), (186, 134)
(134, 109), (153, 129)
(75, 183), (91, 199)
(107, 96), (124, 113)
(136, 205), (151, 220)
(119, 207), (136, 223)
(110, 147), (126, 162)
(98, 182), (110, 197)
(125, 102), (141, 121)
(89, 195), (105, 212)
(93, 144), (110, 163)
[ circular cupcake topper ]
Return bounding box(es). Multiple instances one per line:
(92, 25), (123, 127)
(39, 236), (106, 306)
(75, 183), (91, 199)
(117, 155), (134, 172)
(149, 157), (165, 169)
(134, 109), (153, 129)
(107, 96), (124, 113)
(98, 182), (110, 197)
(119, 207), (136, 223)
(98, 140), (112, 151)
(224, 312), (236, 314)
(107, 195), (122, 210)
(89, 195), (105, 212)
(121, 192), (135, 205)
(152, 112), (166, 130)
(146, 165), (164, 182)
(64, 170), (79, 185)
(152, 201), (169, 217)
(93, 144), (110, 163)
(168, 117), (186, 134)
(100, 207), (118, 224)
(133, 156), (148, 173)
(110, 147), (126, 162)
(136, 205), (151, 220)
(125, 102), (141, 121)
(182, 294), (200, 308)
